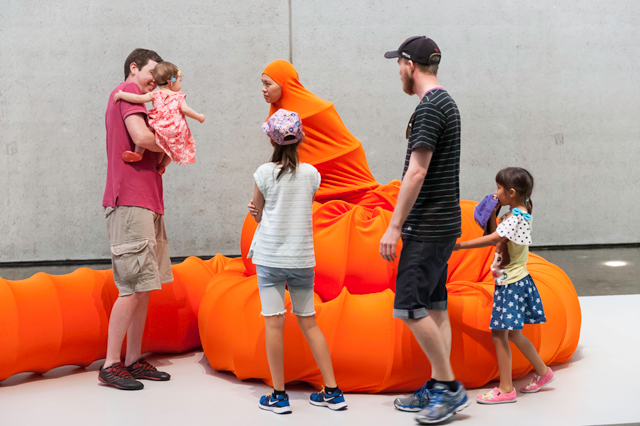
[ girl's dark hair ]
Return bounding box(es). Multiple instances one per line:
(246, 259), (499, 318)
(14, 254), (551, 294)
(270, 138), (300, 179)
(495, 167), (535, 214)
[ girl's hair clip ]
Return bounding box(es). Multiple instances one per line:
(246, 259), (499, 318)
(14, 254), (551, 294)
(170, 71), (181, 83)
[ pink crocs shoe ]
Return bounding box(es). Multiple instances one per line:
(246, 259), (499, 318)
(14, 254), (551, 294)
(521, 367), (554, 393)
(476, 388), (517, 404)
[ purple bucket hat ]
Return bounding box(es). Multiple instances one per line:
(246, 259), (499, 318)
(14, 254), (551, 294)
(262, 109), (304, 145)
(474, 193), (500, 228)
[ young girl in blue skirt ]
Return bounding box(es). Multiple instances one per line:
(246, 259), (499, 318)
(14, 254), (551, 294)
(454, 167), (554, 404)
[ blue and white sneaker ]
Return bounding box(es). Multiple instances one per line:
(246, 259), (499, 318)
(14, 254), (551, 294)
(415, 382), (470, 424)
(309, 388), (348, 410)
(394, 382), (431, 412)
(259, 393), (292, 414)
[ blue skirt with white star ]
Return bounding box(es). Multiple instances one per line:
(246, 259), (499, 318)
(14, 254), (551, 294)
(490, 274), (546, 330)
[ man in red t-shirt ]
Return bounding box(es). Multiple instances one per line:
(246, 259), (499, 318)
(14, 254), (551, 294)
(99, 48), (174, 390)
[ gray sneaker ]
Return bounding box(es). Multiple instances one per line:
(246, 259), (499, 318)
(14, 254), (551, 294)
(394, 383), (430, 412)
(415, 382), (470, 424)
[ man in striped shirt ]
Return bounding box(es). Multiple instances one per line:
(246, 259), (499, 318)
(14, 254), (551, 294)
(380, 37), (468, 423)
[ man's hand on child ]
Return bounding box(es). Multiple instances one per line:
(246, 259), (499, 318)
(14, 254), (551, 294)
(453, 243), (461, 251)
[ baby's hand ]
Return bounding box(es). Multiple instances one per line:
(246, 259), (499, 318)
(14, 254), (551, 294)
(198, 114), (205, 124)
(113, 90), (124, 103)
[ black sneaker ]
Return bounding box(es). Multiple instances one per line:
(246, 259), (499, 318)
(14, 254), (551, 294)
(127, 358), (171, 381)
(98, 362), (144, 390)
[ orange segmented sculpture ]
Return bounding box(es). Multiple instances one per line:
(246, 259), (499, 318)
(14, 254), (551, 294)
(0, 61), (580, 390)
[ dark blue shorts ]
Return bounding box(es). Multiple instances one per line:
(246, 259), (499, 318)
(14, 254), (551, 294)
(393, 238), (456, 320)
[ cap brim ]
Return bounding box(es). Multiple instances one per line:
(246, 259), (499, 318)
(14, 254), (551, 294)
(384, 50), (400, 59)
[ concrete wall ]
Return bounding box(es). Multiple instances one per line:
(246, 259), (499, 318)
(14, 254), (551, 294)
(1, 0), (638, 262)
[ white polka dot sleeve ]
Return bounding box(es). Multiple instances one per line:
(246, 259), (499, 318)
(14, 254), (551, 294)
(496, 215), (532, 245)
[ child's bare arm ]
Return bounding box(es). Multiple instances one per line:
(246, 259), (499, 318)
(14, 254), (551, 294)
(454, 231), (504, 251)
(483, 196), (501, 235)
(486, 207), (500, 234)
(180, 99), (205, 123)
(113, 90), (153, 104)
(249, 184), (265, 223)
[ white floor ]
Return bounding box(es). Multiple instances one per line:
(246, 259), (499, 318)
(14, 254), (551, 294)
(1, 295), (639, 426)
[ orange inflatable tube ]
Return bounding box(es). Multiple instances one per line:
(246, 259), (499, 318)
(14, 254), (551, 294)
(0, 255), (234, 381)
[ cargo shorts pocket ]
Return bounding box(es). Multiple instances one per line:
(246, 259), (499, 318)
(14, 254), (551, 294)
(111, 239), (152, 284)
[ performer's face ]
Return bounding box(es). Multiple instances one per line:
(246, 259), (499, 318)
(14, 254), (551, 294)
(262, 74), (282, 104)
(398, 58), (415, 96)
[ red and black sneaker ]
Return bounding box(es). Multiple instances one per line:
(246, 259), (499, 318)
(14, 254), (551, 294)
(98, 362), (144, 390)
(127, 358), (171, 381)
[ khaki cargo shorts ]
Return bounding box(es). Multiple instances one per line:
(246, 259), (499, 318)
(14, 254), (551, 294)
(105, 206), (173, 296)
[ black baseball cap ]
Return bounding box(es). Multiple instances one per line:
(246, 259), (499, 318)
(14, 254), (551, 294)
(384, 36), (441, 65)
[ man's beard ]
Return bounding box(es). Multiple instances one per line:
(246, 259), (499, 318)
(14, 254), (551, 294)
(402, 72), (415, 95)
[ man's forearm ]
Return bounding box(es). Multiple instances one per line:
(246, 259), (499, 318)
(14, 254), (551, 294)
(124, 114), (164, 152)
(133, 132), (163, 152)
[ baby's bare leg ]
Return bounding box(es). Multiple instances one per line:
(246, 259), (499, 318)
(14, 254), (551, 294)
(158, 153), (172, 168)
(155, 152), (171, 175)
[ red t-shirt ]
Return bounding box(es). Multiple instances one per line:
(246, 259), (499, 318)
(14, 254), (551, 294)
(103, 82), (164, 215)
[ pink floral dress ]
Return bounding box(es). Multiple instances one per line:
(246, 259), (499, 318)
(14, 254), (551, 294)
(148, 91), (196, 164)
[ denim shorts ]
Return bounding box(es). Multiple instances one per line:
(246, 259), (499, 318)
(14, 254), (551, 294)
(256, 265), (316, 316)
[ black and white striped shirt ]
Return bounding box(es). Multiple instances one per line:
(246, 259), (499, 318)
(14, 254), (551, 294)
(401, 88), (461, 241)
